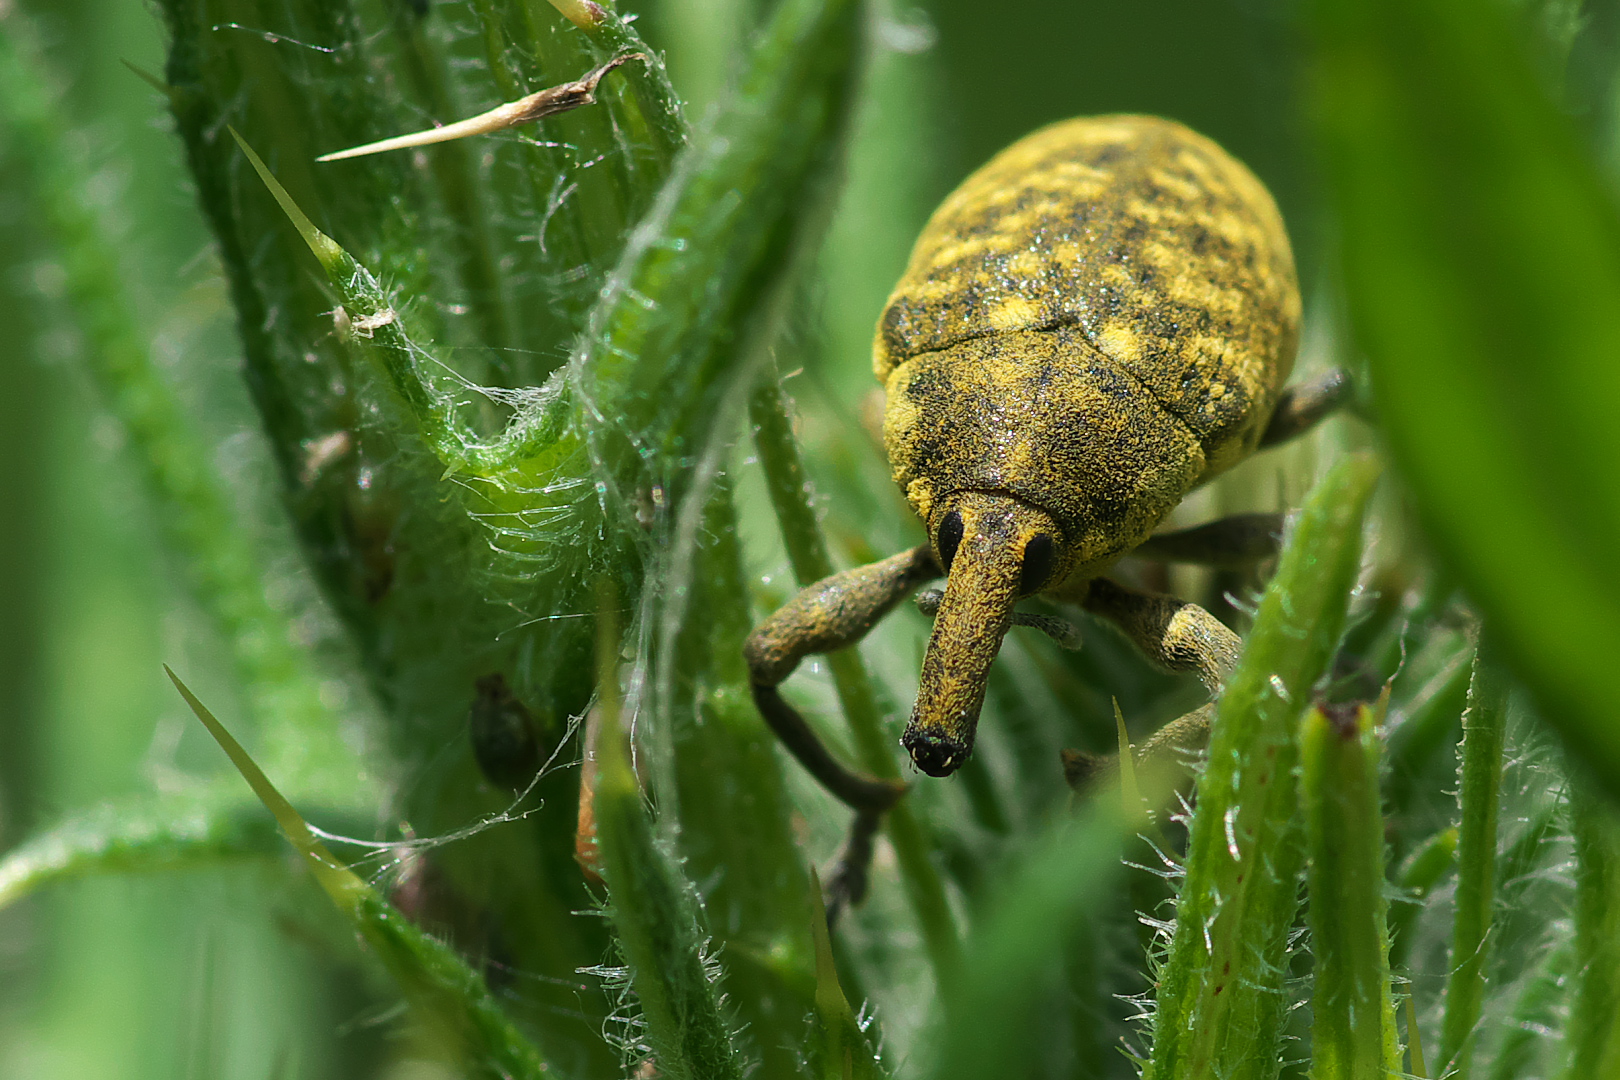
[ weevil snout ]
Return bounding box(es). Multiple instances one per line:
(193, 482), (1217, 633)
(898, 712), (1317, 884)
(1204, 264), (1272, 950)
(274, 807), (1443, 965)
(902, 492), (1069, 776)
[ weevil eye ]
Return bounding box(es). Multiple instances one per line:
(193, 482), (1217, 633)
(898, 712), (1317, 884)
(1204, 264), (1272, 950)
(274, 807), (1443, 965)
(937, 510), (964, 572)
(1019, 533), (1056, 595)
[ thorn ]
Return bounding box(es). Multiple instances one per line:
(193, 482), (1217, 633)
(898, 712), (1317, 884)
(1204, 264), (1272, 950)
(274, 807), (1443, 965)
(121, 59), (175, 102)
(317, 52), (645, 162)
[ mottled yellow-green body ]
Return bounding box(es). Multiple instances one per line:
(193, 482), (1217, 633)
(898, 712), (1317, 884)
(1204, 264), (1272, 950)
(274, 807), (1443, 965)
(879, 114), (1300, 580)
(875, 115), (1301, 775)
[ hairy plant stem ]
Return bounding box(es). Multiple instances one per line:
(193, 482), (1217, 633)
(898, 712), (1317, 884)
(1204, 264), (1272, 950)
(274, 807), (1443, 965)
(0, 796), (279, 910)
(748, 376), (961, 976)
(1145, 455), (1381, 1080)
(0, 16), (358, 798)
(1440, 642), (1507, 1078)
(1563, 784), (1620, 1076)
(1301, 703), (1400, 1078)
(593, 598), (746, 1080)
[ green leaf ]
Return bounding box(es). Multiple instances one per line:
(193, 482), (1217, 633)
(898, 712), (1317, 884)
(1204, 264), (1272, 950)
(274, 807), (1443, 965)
(0, 796), (281, 911)
(167, 669), (552, 1080)
(230, 127), (533, 477)
(1388, 826), (1458, 973)
(1440, 646), (1508, 1078)
(1300, 703), (1400, 1079)
(577, 0), (869, 510)
(590, 618), (746, 1080)
(1308, 0), (1620, 796)
(809, 871), (885, 1080)
(1564, 784), (1620, 1077)
(1145, 454), (1382, 1080)
(924, 788), (1129, 1080)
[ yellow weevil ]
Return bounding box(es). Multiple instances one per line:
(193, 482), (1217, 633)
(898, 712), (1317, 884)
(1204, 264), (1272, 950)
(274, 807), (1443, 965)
(744, 115), (1347, 912)
(323, 96), (1345, 914)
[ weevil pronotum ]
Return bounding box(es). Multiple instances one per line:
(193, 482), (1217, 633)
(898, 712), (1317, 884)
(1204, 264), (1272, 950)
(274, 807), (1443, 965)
(743, 115), (1349, 915)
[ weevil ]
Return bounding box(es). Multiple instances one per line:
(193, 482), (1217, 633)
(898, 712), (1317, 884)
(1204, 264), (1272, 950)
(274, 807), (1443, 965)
(744, 115), (1348, 914)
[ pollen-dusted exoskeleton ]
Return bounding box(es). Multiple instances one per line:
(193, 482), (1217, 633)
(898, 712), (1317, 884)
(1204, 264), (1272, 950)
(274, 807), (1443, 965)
(745, 115), (1349, 914)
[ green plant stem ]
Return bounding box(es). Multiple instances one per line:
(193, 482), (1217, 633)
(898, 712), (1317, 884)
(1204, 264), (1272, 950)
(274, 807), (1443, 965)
(748, 375), (961, 977)
(592, 613), (745, 1080)
(1389, 826), (1458, 973)
(1440, 644), (1507, 1078)
(578, 0), (868, 497)
(0, 796), (280, 911)
(927, 787), (1133, 1080)
(1301, 703), (1400, 1079)
(169, 671), (551, 1080)
(1489, 937), (1576, 1080)
(660, 478), (820, 1078)
(1145, 454), (1382, 1080)
(1564, 785), (1620, 1077)
(0, 18), (357, 796)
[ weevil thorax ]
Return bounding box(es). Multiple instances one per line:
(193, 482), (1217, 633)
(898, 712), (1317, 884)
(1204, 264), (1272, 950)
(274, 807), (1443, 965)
(877, 115), (1300, 776)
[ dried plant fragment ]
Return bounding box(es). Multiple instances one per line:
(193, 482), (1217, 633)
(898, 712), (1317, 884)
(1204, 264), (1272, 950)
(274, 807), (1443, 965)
(316, 53), (645, 162)
(547, 0), (607, 29)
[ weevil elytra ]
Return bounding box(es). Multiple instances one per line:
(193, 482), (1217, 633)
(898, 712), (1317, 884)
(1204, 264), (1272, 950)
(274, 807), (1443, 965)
(745, 115), (1348, 913)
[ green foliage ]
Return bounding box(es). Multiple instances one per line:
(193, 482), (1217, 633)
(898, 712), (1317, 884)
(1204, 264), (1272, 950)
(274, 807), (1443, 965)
(591, 655), (745, 1080)
(0, 13), (364, 801)
(808, 873), (885, 1080)
(1309, 0), (1620, 798)
(1441, 647), (1509, 1078)
(1144, 456), (1381, 1080)
(1301, 703), (1400, 1080)
(7, 0), (1620, 1076)
(0, 797), (282, 909)
(925, 787), (1129, 1080)
(169, 669), (552, 1079)
(1566, 788), (1620, 1077)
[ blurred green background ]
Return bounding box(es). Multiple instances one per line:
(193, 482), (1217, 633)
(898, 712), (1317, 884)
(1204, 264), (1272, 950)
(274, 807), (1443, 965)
(0, 2), (1316, 1072)
(5, 0), (1620, 1076)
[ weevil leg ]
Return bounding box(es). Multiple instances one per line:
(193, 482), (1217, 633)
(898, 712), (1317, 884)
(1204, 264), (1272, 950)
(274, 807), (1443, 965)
(823, 809), (882, 925)
(1063, 702), (1216, 790)
(746, 544), (938, 809)
(1132, 512), (1286, 570)
(746, 545), (939, 913)
(1259, 367), (1353, 448)
(747, 546), (937, 914)
(1078, 577), (1243, 693)
(1057, 578), (1244, 790)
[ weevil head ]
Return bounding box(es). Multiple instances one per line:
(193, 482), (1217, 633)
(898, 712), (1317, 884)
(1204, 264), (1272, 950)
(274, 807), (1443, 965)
(882, 333), (1209, 775)
(882, 332), (1206, 574)
(901, 491), (1072, 777)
